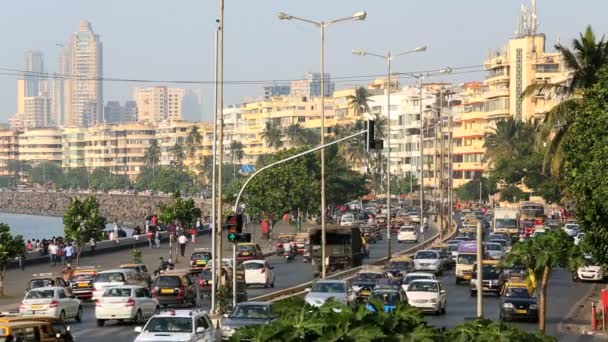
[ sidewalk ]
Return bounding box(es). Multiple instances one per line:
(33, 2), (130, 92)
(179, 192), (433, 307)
(561, 283), (606, 337)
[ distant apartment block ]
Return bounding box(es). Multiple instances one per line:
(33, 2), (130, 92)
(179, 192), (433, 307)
(135, 86), (185, 122)
(291, 72), (335, 99)
(104, 101), (137, 123)
(263, 84), (291, 100)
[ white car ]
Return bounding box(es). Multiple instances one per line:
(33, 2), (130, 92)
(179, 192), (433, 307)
(95, 285), (160, 327)
(304, 280), (355, 307)
(531, 229), (546, 238)
(242, 260), (275, 288)
(397, 226), (418, 243)
(409, 214), (421, 224)
(404, 279), (447, 315)
(92, 269), (147, 300)
(134, 309), (219, 342)
(484, 242), (504, 260)
(577, 258), (606, 282)
(413, 250), (443, 275)
(574, 233), (586, 246)
(563, 223), (579, 237)
(401, 272), (436, 294)
(20, 287), (82, 321)
(340, 213), (355, 226)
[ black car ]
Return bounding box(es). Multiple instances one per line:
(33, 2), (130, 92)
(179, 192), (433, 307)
(221, 301), (277, 340)
(384, 260), (412, 278)
(470, 262), (504, 296)
(500, 285), (538, 322)
(151, 271), (197, 307)
(352, 271), (388, 302)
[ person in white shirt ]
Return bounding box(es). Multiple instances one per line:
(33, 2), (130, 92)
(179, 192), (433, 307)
(49, 243), (59, 267)
(63, 244), (74, 264)
(178, 234), (188, 257)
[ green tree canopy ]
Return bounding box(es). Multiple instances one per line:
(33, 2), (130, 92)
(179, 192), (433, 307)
(158, 191), (201, 227)
(455, 176), (496, 202)
(89, 167), (128, 191)
(63, 196), (107, 266)
(62, 167), (89, 189)
(0, 223), (25, 296)
(29, 161), (64, 187)
(261, 122), (284, 150)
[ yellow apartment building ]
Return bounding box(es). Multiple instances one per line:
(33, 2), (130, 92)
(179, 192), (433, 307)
(18, 128), (62, 165)
(0, 129), (19, 176)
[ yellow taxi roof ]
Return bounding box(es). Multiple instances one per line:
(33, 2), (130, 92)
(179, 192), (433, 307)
(237, 242), (256, 246)
(481, 260), (499, 265)
(120, 263), (145, 267)
(505, 281), (528, 288)
(390, 255), (412, 262)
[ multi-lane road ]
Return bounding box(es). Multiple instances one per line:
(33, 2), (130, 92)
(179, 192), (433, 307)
(64, 225), (439, 342)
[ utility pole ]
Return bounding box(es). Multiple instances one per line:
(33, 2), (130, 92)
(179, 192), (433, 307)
(448, 92), (454, 231)
(433, 119), (438, 223)
(215, 0), (225, 314)
(418, 78), (425, 224)
(439, 88), (445, 238)
(476, 221), (483, 317)
(210, 23), (219, 314)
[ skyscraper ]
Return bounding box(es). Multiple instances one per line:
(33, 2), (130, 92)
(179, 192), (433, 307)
(24, 50), (44, 97)
(64, 20), (103, 127)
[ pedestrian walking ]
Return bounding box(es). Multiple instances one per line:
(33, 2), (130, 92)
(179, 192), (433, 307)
(64, 244), (74, 265)
(90, 237), (96, 254)
(58, 243), (65, 265)
(190, 226), (197, 244)
(155, 230), (161, 248)
(17, 254), (25, 271)
(49, 242), (58, 267)
(147, 229), (154, 248)
(178, 233), (187, 257)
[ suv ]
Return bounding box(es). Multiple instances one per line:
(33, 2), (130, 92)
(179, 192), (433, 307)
(120, 264), (152, 286)
(134, 309), (219, 342)
(151, 270), (197, 307)
(189, 248), (212, 275)
(235, 243), (264, 262)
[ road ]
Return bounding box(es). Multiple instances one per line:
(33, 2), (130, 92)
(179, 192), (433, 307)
(66, 225), (439, 342)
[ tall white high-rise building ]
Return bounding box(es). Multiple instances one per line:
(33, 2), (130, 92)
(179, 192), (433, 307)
(135, 86), (185, 122)
(64, 20), (103, 127)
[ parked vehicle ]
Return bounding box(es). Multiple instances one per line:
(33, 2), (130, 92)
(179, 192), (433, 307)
(95, 285), (159, 327)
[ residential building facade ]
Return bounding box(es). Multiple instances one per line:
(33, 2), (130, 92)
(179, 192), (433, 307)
(135, 86), (185, 122)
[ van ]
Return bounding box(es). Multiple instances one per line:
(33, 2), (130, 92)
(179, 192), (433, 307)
(397, 226), (418, 243)
(92, 269), (147, 299)
(0, 319), (68, 341)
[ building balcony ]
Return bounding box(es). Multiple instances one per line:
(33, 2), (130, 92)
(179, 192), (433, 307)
(459, 111), (486, 121)
(485, 107), (510, 120)
(452, 161), (486, 171)
(453, 145), (485, 155)
(453, 127), (485, 138)
(483, 87), (509, 99)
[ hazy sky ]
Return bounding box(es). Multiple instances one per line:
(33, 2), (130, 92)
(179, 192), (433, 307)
(1, 0), (607, 122)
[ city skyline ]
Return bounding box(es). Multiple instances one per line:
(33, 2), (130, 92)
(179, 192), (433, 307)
(0, 0), (607, 123)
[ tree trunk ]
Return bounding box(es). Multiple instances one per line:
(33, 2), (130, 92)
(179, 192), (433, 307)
(539, 266), (551, 333)
(76, 245), (83, 267)
(0, 267), (5, 296)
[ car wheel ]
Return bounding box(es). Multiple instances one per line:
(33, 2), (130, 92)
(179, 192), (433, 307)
(75, 306), (82, 322)
(134, 310), (143, 323)
(59, 310), (66, 321)
(96, 319), (105, 327)
(441, 302), (446, 315)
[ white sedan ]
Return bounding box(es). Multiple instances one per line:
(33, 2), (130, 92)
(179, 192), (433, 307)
(95, 285), (160, 327)
(243, 260), (275, 288)
(20, 287), (82, 321)
(404, 279), (447, 315)
(577, 264), (606, 282)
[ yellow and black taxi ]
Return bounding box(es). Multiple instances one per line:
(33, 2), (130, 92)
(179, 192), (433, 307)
(150, 269), (197, 307)
(26, 273), (71, 295)
(499, 281), (538, 322)
(189, 248), (212, 275)
(0, 317), (71, 342)
(69, 266), (100, 300)
(384, 256), (413, 278)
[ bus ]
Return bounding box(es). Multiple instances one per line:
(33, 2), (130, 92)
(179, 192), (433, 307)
(519, 202), (545, 236)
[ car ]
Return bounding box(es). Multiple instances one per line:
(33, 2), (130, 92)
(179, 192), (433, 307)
(413, 250), (443, 275)
(563, 223), (579, 238)
(531, 229), (546, 238)
(397, 225), (418, 243)
(484, 242), (504, 260)
(189, 248), (213, 275)
(340, 213), (355, 226)
(221, 302), (277, 339)
(469, 260), (504, 296)
(25, 273), (71, 295)
(304, 279), (355, 307)
(575, 255), (606, 282)
(95, 285), (160, 327)
(151, 270), (198, 307)
(120, 264), (152, 286)
(351, 269), (389, 302)
(69, 266), (100, 300)
(19, 287), (82, 322)
(0, 319), (68, 342)
(235, 243), (264, 262)
(488, 239), (511, 253)
(574, 232), (586, 246)
(500, 282), (538, 322)
(384, 256), (413, 278)
(401, 272), (436, 293)
(134, 309), (219, 342)
(242, 260), (275, 288)
(487, 233), (508, 241)
(429, 243), (454, 270)
(404, 279), (447, 315)
(92, 269), (148, 300)
(366, 288), (406, 313)
(0, 315), (74, 342)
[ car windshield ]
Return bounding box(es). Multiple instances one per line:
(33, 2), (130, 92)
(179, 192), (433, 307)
(355, 273), (383, 281)
(191, 252), (211, 260)
(237, 245), (256, 252)
(230, 305), (270, 319)
(476, 264), (499, 278)
(415, 251), (438, 259)
(369, 292), (399, 305)
(144, 317), (192, 333)
(486, 244), (502, 251)
(457, 254), (476, 265)
(495, 219), (517, 228)
(489, 240), (507, 247)
(29, 279), (54, 288)
(403, 275), (430, 284)
(387, 262), (408, 269)
(243, 262), (265, 270)
(407, 282), (439, 292)
(311, 282), (346, 293)
(154, 276), (180, 287)
(400, 227), (414, 232)
(505, 287), (531, 298)
(95, 272), (125, 283)
(26, 289), (55, 299)
(103, 288), (132, 297)
(72, 273), (95, 282)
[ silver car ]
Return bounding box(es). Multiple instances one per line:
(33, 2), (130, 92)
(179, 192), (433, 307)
(304, 279), (355, 307)
(413, 250), (443, 275)
(485, 242), (504, 260)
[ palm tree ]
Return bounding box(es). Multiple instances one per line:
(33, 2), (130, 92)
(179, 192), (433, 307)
(185, 125), (203, 160)
(169, 142), (185, 168)
(522, 26), (608, 177)
(347, 86), (373, 116)
(144, 139), (161, 180)
(261, 121), (283, 150)
(228, 140), (244, 178)
(503, 230), (584, 333)
(483, 118), (534, 163)
(283, 124), (306, 146)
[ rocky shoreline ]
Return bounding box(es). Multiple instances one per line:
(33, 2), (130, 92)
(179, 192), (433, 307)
(0, 191), (209, 228)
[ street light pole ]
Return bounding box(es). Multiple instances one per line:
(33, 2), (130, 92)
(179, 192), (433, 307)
(210, 24), (219, 314)
(279, 11), (366, 278)
(215, 0), (225, 314)
(352, 46), (426, 259)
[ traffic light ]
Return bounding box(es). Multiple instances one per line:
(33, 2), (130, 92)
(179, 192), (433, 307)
(228, 232), (251, 243)
(226, 214), (246, 243)
(367, 120), (383, 151)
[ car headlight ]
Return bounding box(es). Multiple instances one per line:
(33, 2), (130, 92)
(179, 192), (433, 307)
(529, 304), (538, 310)
(352, 286), (361, 292)
(430, 298), (438, 303)
(503, 303), (514, 309)
(222, 325), (235, 333)
(470, 279), (477, 285)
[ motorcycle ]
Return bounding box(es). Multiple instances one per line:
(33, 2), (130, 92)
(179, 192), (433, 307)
(283, 250), (296, 262)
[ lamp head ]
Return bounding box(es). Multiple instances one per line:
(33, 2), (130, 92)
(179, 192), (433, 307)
(414, 46), (427, 52)
(352, 49), (366, 56)
(440, 67), (453, 74)
(277, 12), (292, 20)
(353, 11), (367, 20)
